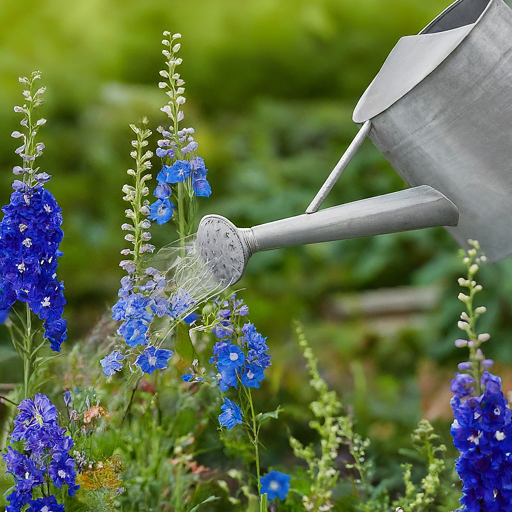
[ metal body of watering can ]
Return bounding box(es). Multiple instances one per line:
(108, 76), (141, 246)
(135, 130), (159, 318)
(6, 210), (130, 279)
(197, 0), (512, 286)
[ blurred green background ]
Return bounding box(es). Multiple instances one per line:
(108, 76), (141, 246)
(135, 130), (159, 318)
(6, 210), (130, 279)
(1, 0), (512, 490)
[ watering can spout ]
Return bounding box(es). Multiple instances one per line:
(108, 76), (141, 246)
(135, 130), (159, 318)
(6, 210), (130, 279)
(197, 186), (459, 285)
(198, 0), (512, 285)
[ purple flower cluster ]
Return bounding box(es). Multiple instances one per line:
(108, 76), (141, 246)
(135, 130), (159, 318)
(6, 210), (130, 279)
(0, 187), (66, 351)
(451, 371), (512, 511)
(2, 394), (79, 511)
(209, 296), (270, 392)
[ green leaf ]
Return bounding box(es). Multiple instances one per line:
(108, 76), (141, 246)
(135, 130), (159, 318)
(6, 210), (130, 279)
(188, 496), (220, 512)
(256, 405), (283, 425)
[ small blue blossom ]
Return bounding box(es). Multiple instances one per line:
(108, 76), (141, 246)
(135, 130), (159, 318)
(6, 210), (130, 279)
(27, 496), (65, 512)
(157, 160), (191, 183)
(149, 198), (175, 225)
(241, 362), (265, 388)
(217, 343), (245, 370)
(191, 157), (211, 197)
(118, 318), (148, 348)
(136, 346), (173, 375)
(49, 452), (80, 496)
(100, 351), (125, 376)
(154, 181), (172, 199)
(260, 470), (291, 501)
(0, 309), (9, 323)
(181, 374), (194, 382)
(63, 390), (72, 406)
(217, 363), (238, 392)
(219, 397), (243, 430)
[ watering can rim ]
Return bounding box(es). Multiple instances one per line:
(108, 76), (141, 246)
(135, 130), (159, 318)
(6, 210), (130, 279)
(352, 0), (499, 123)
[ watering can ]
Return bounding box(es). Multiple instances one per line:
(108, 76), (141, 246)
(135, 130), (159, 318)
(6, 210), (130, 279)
(197, 0), (512, 285)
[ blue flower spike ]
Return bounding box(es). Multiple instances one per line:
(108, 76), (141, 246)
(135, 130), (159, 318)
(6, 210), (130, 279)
(2, 394), (79, 510)
(260, 470), (291, 501)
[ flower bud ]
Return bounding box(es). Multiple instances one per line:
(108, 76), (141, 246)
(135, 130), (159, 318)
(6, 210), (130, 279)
(469, 264), (479, 274)
(458, 321), (469, 330)
(458, 293), (469, 301)
(478, 333), (490, 342)
(475, 306), (486, 314)
(482, 359), (494, 368)
(460, 312), (470, 321)
(455, 339), (468, 348)
(458, 362), (472, 370)
(475, 349), (484, 361)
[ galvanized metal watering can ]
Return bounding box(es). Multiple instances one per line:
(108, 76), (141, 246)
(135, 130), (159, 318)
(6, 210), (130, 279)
(197, 0), (512, 285)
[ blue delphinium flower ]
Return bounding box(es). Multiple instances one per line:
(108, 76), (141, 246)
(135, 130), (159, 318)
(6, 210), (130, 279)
(2, 394), (78, 510)
(100, 350), (125, 376)
(149, 197), (175, 225)
(191, 157), (211, 197)
(260, 470), (291, 501)
(157, 160), (191, 183)
(27, 495), (65, 512)
(219, 397), (243, 430)
(241, 362), (265, 388)
(451, 371), (512, 511)
(49, 451), (79, 495)
(136, 346), (173, 375)
(209, 296), (271, 392)
(0, 74), (67, 353)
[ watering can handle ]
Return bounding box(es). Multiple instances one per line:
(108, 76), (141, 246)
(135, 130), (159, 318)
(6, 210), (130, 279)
(306, 120), (372, 214)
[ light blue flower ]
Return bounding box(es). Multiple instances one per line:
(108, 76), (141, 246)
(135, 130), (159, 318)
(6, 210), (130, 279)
(149, 198), (175, 225)
(136, 346), (173, 375)
(219, 397), (243, 429)
(260, 470), (291, 501)
(100, 351), (125, 376)
(157, 160), (191, 183)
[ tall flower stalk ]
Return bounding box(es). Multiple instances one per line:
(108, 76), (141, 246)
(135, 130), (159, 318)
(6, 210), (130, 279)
(150, 32), (211, 240)
(451, 240), (512, 511)
(0, 72), (66, 399)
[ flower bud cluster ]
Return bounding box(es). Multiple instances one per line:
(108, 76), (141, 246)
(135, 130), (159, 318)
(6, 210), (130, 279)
(150, 32), (211, 233)
(454, 240), (492, 394)
(12, 72), (50, 191)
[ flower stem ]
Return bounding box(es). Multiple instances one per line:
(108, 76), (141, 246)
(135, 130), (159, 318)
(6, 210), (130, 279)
(23, 302), (33, 399)
(246, 387), (262, 497)
(121, 374), (142, 426)
(177, 181), (186, 246)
